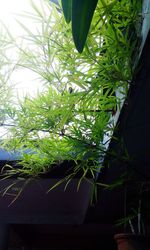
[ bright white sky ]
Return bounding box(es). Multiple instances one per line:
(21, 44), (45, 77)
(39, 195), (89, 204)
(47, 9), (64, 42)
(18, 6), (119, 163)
(0, 0), (51, 138)
(0, 0), (49, 99)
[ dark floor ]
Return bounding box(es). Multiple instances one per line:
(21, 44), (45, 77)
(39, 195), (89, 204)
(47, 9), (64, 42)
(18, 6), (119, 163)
(7, 224), (118, 250)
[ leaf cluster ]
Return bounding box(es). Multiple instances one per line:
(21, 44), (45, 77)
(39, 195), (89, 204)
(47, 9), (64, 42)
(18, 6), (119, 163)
(0, 0), (142, 188)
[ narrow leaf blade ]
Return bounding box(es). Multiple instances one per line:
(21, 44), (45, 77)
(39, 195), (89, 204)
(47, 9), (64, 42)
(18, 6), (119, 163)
(61, 0), (72, 23)
(72, 0), (98, 53)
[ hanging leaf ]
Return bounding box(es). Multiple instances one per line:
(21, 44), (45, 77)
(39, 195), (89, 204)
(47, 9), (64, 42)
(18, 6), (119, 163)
(61, 0), (72, 23)
(72, 0), (98, 53)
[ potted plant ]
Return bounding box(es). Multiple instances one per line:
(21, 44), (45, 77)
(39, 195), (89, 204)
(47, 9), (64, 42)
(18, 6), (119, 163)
(102, 144), (150, 249)
(113, 177), (150, 249)
(114, 233), (150, 250)
(0, 0), (110, 226)
(0, 0), (145, 248)
(0, 0), (142, 226)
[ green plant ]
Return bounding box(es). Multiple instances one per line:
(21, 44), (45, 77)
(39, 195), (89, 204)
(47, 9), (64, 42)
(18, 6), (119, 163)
(0, 0), (142, 197)
(105, 137), (150, 236)
(116, 180), (150, 237)
(0, 30), (15, 134)
(59, 0), (142, 53)
(61, 0), (98, 53)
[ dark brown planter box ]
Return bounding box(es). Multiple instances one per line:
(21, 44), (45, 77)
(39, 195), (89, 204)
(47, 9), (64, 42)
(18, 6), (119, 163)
(0, 177), (93, 224)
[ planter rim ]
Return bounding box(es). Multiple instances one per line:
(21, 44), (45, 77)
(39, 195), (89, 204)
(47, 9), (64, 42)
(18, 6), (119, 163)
(114, 233), (148, 241)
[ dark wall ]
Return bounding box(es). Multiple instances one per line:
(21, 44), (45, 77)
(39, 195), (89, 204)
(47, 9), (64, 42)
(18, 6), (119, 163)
(85, 31), (150, 227)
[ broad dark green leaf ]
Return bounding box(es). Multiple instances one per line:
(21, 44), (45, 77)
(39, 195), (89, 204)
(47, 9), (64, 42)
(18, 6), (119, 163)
(72, 0), (98, 53)
(61, 0), (72, 23)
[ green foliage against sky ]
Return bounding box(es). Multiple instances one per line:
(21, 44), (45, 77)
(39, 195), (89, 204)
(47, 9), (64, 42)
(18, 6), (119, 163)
(1, 0), (142, 181)
(61, 0), (142, 53)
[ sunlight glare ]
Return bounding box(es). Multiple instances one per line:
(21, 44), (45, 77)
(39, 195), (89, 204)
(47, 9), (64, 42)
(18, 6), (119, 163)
(0, 0), (49, 99)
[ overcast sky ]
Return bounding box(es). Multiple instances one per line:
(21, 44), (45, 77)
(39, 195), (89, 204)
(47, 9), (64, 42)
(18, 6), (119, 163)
(0, 0), (49, 99)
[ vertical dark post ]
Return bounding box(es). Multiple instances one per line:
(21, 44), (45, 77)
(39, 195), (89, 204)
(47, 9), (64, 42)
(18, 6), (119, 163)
(0, 224), (9, 250)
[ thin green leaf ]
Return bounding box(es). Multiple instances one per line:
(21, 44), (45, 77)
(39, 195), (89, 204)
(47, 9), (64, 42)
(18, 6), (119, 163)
(47, 179), (66, 193)
(72, 0), (98, 53)
(61, 0), (72, 23)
